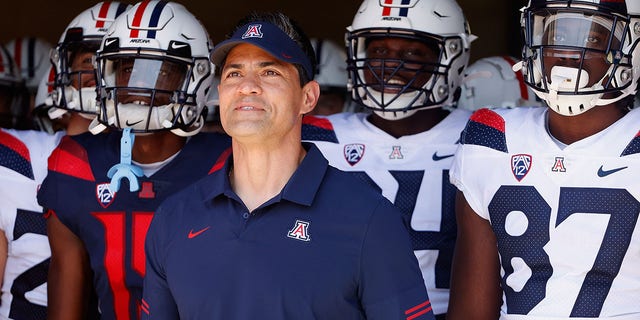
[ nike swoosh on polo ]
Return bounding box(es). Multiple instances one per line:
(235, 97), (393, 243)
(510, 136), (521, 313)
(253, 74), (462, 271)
(597, 165), (628, 177)
(188, 226), (211, 239)
(432, 152), (454, 161)
(125, 119), (143, 126)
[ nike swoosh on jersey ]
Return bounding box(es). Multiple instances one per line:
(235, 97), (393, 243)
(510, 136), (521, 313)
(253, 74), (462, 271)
(188, 226), (211, 239)
(597, 165), (628, 177)
(432, 152), (454, 161)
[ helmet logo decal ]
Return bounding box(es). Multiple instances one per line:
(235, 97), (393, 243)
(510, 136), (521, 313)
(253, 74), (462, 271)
(511, 154), (532, 182)
(242, 24), (263, 39)
(129, 0), (169, 39)
(381, 0), (410, 18)
(344, 143), (365, 166)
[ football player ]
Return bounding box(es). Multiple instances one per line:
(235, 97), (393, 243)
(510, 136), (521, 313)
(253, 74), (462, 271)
(448, 0), (640, 318)
(37, 1), (231, 319)
(0, 3), (129, 319)
(301, 0), (476, 318)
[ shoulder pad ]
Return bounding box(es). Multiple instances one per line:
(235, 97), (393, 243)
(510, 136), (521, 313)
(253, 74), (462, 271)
(461, 108), (508, 153)
(302, 116), (339, 143)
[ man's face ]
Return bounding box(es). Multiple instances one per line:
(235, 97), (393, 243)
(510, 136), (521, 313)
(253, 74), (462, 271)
(113, 57), (187, 106)
(218, 43), (317, 142)
(541, 16), (620, 88)
(363, 37), (439, 93)
(69, 49), (97, 90)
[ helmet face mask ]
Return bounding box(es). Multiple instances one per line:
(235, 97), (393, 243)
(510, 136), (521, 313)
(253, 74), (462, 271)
(96, 54), (208, 133)
(346, 0), (476, 120)
(51, 2), (131, 118)
(520, 0), (640, 116)
(92, 1), (214, 136)
(52, 41), (101, 116)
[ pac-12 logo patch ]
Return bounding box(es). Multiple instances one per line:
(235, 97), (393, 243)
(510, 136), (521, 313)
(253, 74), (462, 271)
(511, 154), (532, 182)
(287, 220), (310, 241)
(96, 183), (116, 208)
(344, 143), (365, 166)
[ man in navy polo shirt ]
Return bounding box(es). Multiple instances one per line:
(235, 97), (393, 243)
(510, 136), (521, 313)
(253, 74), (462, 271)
(141, 11), (435, 320)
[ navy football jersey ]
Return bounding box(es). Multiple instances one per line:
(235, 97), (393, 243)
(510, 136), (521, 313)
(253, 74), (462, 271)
(37, 131), (230, 320)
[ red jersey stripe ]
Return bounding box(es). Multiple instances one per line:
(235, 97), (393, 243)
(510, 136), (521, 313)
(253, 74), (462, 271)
(406, 305), (432, 320)
(48, 136), (96, 181)
(0, 129), (30, 161)
(302, 115), (335, 131)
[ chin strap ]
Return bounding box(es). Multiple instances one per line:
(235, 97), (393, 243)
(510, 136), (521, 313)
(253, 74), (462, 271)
(107, 128), (143, 192)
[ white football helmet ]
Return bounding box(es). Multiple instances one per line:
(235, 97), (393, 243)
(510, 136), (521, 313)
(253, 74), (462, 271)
(311, 38), (348, 91)
(0, 45), (30, 129)
(204, 75), (220, 123)
(91, 0), (214, 136)
(517, 0), (640, 116)
(50, 1), (130, 119)
(5, 37), (53, 93)
(458, 56), (541, 111)
(346, 0), (477, 120)
(310, 38), (351, 113)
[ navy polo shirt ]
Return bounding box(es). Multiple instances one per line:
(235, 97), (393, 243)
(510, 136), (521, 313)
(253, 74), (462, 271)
(142, 144), (434, 320)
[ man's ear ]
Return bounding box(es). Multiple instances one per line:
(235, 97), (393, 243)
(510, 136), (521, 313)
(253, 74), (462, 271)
(300, 80), (320, 115)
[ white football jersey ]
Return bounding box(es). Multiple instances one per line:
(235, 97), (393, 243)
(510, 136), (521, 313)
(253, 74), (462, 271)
(450, 106), (640, 319)
(302, 109), (472, 315)
(0, 129), (64, 319)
